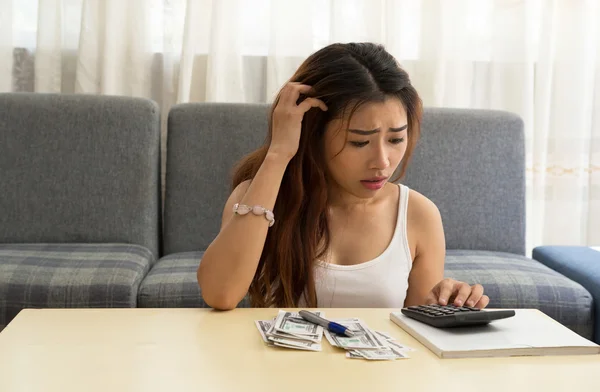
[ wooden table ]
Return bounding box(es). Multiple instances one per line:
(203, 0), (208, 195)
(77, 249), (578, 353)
(0, 308), (599, 392)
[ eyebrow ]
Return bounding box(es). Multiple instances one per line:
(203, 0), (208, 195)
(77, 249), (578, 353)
(348, 124), (408, 135)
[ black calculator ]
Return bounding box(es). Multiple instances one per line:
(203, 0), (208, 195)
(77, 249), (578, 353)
(401, 304), (515, 328)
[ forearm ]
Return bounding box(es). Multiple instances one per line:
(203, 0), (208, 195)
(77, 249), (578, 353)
(197, 153), (289, 309)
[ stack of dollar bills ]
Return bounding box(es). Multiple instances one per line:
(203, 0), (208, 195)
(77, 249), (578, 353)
(255, 310), (325, 351)
(255, 310), (414, 360)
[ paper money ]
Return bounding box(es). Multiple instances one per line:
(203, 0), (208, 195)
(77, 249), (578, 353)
(386, 339), (416, 352)
(346, 350), (365, 359)
(255, 311), (414, 359)
(268, 336), (322, 351)
(373, 330), (394, 341)
(373, 330), (416, 353)
(254, 320), (275, 346)
(326, 318), (413, 360)
(255, 310), (325, 351)
(351, 347), (407, 360)
(273, 310), (323, 336)
(324, 318), (386, 350)
(346, 347), (409, 360)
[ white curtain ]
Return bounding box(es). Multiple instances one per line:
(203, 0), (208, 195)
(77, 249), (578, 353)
(1, 0), (599, 254)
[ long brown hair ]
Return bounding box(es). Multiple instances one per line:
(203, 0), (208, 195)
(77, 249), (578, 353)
(232, 43), (423, 308)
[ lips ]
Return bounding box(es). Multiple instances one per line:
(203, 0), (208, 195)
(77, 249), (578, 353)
(360, 177), (388, 190)
(362, 176), (388, 182)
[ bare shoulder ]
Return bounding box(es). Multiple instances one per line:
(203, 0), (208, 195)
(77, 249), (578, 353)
(406, 188), (445, 251)
(407, 188), (442, 224)
(220, 179), (252, 229)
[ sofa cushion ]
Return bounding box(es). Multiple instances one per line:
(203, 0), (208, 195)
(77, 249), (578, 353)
(0, 93), (161, 259)
(138, 252), (251, 308)
(532, 246), (600, 343)
(0, 243), (154, 331)
(444, 250), (594, 339)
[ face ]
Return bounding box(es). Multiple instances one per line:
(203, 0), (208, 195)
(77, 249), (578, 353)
(323, 96), (408, 204)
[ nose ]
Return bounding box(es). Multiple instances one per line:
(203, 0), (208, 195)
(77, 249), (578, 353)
(370, 143), (390, 170)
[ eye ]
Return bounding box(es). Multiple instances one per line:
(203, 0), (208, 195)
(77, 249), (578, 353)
(390, 138), (405, 144)
(350, 141), (369, 148)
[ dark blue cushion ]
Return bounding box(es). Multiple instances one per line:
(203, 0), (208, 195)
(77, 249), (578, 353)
(532, 246), (600, 343)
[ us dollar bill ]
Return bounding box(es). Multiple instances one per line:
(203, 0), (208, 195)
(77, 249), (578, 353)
(324, 319), (386, 350)
(273, 310), (323, 337)
(354, 347), (406, 360)
(255, 310), (325, 351)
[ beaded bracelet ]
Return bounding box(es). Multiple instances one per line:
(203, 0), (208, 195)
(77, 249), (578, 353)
(233, 203), (275, 227)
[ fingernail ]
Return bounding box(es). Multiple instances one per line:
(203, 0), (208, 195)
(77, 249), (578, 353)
(467, 301), (474, 306)
(440, 299), (447, 305)
(455, 300), (463, 306)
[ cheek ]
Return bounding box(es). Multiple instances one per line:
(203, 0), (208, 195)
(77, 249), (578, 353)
(393, 145), (408, 162)
(327, 150), (361, 181)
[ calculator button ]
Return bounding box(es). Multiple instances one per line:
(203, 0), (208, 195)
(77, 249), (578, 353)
(465, 306), (480, 311)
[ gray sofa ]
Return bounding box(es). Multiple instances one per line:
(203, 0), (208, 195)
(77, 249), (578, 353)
(0, 93), (161, 329)
(0, 94), (595, 341)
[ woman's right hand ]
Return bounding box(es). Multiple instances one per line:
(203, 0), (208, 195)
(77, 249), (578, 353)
(268, 82), (328, 161)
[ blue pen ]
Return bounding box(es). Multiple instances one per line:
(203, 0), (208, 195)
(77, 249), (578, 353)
(299, 310), (356, 337)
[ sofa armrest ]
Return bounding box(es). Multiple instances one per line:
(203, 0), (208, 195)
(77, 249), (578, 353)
(532, 246), (600, 344)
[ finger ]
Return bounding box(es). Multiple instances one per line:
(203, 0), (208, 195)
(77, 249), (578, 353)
(465, 284), (484, 307)
(452, 282), (472, 307)
(437, 279), (454, 305)
(474, 295), (490, 309)
(297, 97), (328, 113)
(424, 292), (438, 305)
(280, 83), (313, 106)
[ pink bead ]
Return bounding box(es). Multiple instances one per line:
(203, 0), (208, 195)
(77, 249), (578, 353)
(236, 204), (251, 215)
(252, 205), (264, 215)
(265, 210), (274, 221)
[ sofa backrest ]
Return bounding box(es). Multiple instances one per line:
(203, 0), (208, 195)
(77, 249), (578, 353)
(164, 104), (525, 256)
(402, 108), (525, 255)
(164, 103), (269, 254)
(0, 93), (161, 258)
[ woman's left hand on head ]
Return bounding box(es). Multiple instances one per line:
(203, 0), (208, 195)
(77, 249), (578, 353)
(425, 278), (490, 309)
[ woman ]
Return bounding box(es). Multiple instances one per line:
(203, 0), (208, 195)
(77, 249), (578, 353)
(197, 42), (489, 311)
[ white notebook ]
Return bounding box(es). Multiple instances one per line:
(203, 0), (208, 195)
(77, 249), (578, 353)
(390, 309), (600, 359)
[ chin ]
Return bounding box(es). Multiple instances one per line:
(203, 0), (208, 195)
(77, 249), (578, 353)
(328, 177), (387, 202)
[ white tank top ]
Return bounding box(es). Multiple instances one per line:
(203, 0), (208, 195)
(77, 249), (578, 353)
(311, 183), (413, 308)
